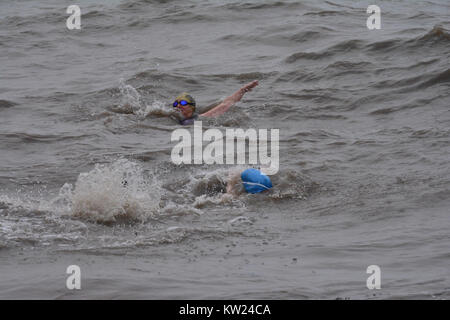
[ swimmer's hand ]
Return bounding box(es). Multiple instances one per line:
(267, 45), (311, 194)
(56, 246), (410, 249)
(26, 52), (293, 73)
(201, 80), (259, 117)
(240, 80), (259, 94)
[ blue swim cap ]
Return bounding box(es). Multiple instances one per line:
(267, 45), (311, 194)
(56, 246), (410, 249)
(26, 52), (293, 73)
(241, 168), (273, 194)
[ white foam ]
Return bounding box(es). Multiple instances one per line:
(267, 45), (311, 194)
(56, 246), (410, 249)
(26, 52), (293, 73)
(61, 158), (161, 223)
(117, 79), (173, 118)
(139, 100), (173, 118)
(118, 78), (142, 114)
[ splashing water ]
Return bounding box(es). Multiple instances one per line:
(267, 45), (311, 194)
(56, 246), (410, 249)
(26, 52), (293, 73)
(56, 159), (161, 223)
(117, 79), (173, 118)
(117, 78), (143, 114)
(138, 99), (174, 118)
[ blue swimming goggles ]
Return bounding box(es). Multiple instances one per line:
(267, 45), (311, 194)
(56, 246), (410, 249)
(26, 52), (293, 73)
(173, 100), (195, 108)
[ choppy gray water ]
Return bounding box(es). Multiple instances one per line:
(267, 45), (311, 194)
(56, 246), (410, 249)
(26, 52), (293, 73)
(0, 0), (449, 299)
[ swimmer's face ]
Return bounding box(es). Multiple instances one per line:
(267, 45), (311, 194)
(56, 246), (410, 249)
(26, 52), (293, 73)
(173, 93), (196, 120)
(176, 105), (194, 119)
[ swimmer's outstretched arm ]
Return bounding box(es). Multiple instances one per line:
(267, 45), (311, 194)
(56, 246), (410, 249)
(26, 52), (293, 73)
(200, 80), (259, 117)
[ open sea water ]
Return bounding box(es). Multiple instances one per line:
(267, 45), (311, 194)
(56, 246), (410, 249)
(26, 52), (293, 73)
(0, 0), (449, 299)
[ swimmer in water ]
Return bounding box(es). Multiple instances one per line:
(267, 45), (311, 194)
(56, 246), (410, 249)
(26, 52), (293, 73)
(122, 167), (273, 196)
(169, 80), (272, 195)
(226, 168), (273, 196)
(121, 80), (268, 192)
(171, 80), (259, 125)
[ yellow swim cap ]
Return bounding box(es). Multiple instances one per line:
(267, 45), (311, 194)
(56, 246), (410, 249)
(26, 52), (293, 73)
(174, 92), (196, 111)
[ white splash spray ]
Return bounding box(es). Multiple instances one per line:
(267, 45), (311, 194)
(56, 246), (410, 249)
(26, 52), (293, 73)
(56, 159), (161, 223)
